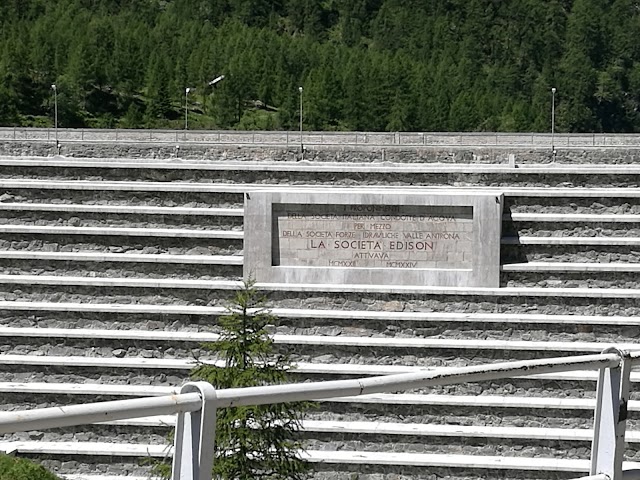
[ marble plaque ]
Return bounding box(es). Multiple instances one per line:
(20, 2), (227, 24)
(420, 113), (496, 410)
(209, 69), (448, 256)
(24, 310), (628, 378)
(244, 189), (503, 287)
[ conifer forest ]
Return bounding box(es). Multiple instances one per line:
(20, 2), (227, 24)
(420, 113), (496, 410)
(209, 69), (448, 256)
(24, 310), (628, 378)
(1, 0), (640, 132)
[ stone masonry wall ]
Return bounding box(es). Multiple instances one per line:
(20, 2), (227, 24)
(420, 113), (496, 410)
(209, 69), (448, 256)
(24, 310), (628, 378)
(0, 139), (639, 479)
(3, 140), (640, 164)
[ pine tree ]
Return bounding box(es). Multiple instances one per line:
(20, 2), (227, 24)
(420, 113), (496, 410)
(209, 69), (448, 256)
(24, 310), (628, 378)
(191, 279), (311, 480)
(144, 53), (173, 125)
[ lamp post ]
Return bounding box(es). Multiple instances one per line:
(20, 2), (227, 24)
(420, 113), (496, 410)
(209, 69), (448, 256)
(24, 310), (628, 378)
(184, 87), (191, 130)
(51, 84), (58, 147)
(551, 87), (556, 152)
(298, 86), (303, 150)
(207, 75), (225, 126)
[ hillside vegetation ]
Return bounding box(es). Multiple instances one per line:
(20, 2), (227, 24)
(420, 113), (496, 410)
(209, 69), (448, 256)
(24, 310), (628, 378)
(1, 0), (639, 132)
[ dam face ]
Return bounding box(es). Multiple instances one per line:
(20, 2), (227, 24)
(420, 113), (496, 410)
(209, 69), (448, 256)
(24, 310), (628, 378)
(0, 132), (639, 479)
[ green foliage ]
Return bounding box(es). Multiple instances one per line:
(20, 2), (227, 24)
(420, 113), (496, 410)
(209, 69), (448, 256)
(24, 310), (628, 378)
(0, 454), (61, 480)
(52, 75), (86, 128)
(4, 0), (640, 131)
(191, 279), (311, 480)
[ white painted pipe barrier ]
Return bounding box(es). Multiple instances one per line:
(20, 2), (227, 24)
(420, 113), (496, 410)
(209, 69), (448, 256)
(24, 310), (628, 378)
(213, 353), (620, 407)
(0, 392), (204, 433)
(172, 383), (217, 480)
(0, 350), (637, 480)
(591, 348), (631, 480)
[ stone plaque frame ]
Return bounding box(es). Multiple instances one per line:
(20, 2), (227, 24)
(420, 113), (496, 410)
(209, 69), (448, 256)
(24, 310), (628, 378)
(244, 189), (503, 287)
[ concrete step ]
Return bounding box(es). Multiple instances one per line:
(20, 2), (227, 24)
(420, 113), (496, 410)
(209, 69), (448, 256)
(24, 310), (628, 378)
(4, 161), (640, 188)
(0, 189), (242, 210)
(0, 225), (242, 239)
(0, 300), (637, 326)
(6, 155), (640, 174)
(0, 178), (637, 197)
(502, 271), (640, 289)
(0, 211), (242, 231)
(0, 421), (604, 461)
(501, 243), (640, 264)
(0, 326), (634, 355)
(2, 280), (639, 326)
(0, 440), (616, 476)
(0, 265), (240, 281)
(4, 274), (640, 298)
(0, 417), (607, 445)
(502, 262), (640, 272)
(1, 302), (635, 347)
(508, 213), (640, 222)
(0, 202), (243, 216)
(0, 251), (242, 265)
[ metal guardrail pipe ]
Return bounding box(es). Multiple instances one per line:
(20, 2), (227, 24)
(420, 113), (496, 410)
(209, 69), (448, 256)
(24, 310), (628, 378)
(3, 127), (640, 148)
(215, 353), (621, 408)
(0, 352), (631, 480)
(0, 392), (203, 434)
(0, 352), (620, 434)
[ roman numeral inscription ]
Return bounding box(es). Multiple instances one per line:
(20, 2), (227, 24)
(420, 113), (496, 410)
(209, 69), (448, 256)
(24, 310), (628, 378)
(272, 204), (473, 269)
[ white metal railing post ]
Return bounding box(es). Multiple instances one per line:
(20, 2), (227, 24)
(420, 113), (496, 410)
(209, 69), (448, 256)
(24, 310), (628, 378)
(172, 382), (218, 480)
(590, 348), (631, 480)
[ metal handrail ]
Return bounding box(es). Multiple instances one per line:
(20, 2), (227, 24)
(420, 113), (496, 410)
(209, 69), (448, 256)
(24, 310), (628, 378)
(3, 127), (640, 148)
(214, 353), (621, 407)
(0, 350), (635, 480)
(0, 352), (622, 434)
(0, 392), (203, 434)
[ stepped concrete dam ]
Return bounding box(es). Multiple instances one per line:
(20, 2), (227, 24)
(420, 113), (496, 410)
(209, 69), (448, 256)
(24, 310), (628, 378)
(2, 128), (640, 479)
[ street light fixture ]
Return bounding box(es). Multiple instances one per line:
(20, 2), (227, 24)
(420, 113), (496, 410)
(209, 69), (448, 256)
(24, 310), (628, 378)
(551, 87), (556, 153)
(208, 75), (225, 87)
(298, 86), (303, 150)
(185, 87), (191, 130)
(206, 75), (225, 123)
(51, 84), (58, 147)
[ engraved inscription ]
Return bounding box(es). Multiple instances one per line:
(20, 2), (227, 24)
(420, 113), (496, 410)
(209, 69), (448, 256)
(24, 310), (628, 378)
(272, 204), (473, 269)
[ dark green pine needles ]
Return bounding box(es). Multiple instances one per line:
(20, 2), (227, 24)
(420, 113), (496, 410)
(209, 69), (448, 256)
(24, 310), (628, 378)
(191, 279), (311, 480)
